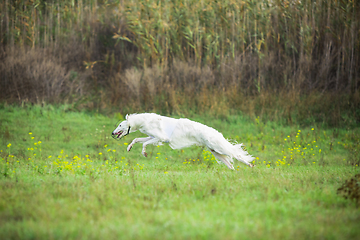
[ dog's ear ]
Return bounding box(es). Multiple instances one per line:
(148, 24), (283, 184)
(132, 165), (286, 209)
(125, 114), (128, 120)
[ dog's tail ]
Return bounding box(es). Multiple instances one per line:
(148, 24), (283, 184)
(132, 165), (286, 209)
(233, 144), (255, 165)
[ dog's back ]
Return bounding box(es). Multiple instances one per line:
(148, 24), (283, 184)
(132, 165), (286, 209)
(128, 113), (178, 141)
(169, 118), (224, 149)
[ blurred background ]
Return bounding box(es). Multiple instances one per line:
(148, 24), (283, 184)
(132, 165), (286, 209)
(1, 0), (359, 127)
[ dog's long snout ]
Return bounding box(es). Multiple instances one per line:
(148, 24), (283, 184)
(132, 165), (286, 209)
(111, 130), (117, 137)
(111, 131), (118, 140)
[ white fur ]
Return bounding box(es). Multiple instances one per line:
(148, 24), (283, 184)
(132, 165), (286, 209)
(112, 113), (255, 170)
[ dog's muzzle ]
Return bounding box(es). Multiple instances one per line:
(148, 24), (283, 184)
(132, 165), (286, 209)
(111, 126), (131, 140)
(111, 130), (123, 139)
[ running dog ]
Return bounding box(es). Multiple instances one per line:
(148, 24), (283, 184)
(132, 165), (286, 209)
(111, 113), (255, 169)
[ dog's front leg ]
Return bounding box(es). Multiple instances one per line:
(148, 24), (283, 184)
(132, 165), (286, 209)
(127, 137), (153, 152)
(141, 138), (161, 157)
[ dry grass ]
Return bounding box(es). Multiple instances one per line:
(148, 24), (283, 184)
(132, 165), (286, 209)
(0, 47), (70, 102)
(0, 0), (359, 126)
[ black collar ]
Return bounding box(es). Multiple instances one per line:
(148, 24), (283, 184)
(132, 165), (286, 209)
(127, 126), (131, 135)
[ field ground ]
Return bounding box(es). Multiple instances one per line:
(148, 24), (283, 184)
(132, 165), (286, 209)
(1, 105), (359, 239)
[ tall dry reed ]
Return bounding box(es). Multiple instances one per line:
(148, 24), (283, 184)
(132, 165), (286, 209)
(0, 0), (359, 126)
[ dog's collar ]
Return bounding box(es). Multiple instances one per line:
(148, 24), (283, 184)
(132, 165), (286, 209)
(127, 126), (131, 135)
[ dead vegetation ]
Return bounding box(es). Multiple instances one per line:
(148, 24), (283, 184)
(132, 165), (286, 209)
(0, 0), (359, 126)
(338, 174), (360, 206)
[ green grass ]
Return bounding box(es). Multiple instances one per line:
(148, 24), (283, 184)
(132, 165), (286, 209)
(1, 105), (359, 239)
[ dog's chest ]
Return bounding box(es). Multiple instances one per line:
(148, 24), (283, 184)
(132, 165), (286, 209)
(138, 115), (178, 139)
(161, 117), (178, 138)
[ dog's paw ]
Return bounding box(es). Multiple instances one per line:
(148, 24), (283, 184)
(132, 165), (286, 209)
(249, 163), (255, 168)
(142, 151), (148, 157)
(127, 145), (132, 152)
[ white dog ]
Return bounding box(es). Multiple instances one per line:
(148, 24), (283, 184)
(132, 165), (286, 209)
(111, 113), (255, 169)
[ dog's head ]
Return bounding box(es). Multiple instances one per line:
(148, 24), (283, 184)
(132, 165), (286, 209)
(111, 115), (130, 140)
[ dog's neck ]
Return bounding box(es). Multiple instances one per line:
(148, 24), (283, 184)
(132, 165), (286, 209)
(127, 113), (157, 133)
(126, 114), (144, 132)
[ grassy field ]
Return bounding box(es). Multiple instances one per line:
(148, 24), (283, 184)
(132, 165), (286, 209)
(1, 105), (359, 239)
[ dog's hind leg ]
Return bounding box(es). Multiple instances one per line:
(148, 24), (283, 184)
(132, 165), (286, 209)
(211, 151), (235, 170)
(127, 137), (153, 152)
(234, 155), (254, 168)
